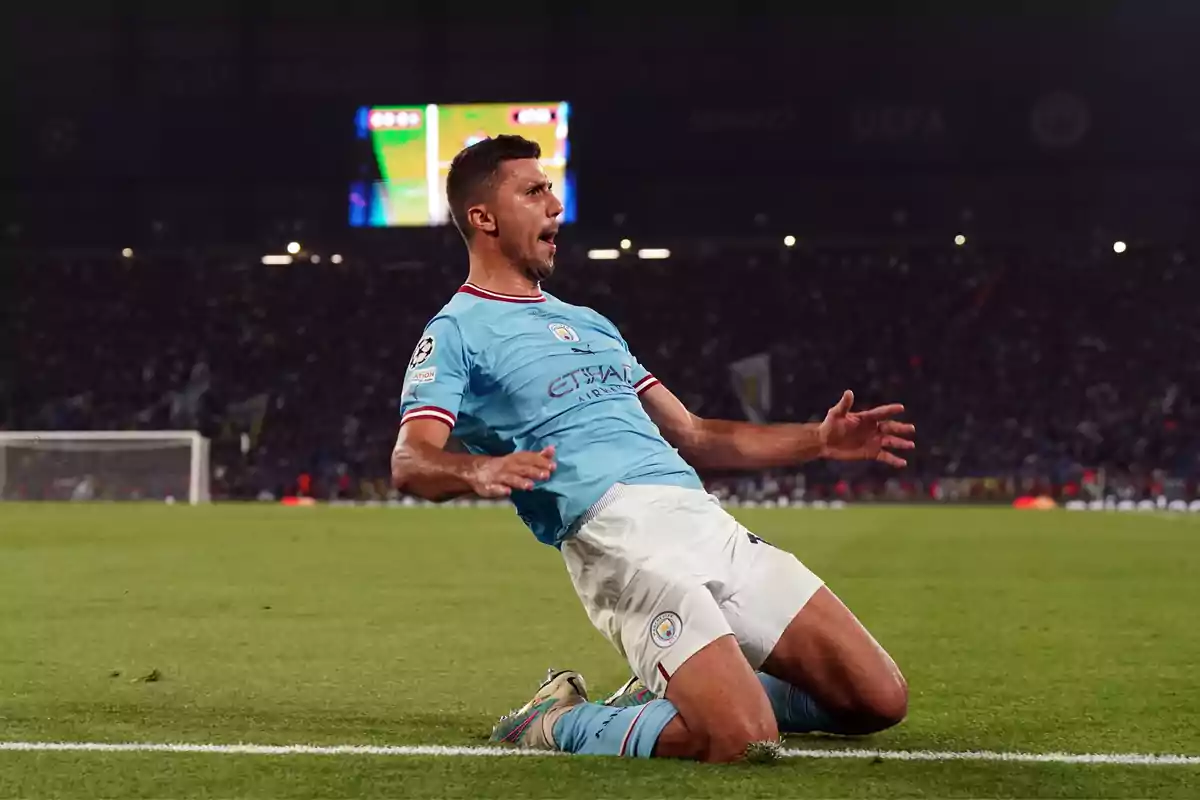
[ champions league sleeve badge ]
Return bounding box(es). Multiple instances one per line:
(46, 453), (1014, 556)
(409, 335), (435, 369)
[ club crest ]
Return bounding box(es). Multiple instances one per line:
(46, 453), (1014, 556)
(548, 323), (580, 343)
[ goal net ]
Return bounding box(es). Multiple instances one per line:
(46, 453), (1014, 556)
(0, 431), (211, 504)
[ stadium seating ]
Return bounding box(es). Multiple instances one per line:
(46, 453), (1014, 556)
(9, 240), (1198, 502)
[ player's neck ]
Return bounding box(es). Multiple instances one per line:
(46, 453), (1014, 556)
(465, 255), (542, 298)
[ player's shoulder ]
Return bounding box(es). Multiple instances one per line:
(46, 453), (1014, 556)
(435, 289), (479, 318)
(543, 292), (615, 328)
(439, 285), (606, 329)
(426, 287), (501, 327)
(409, 291), (481, 356)
(421, 285), (620, 347)
(421, 285), (537, 348)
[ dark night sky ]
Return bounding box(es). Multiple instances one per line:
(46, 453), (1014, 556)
(1, 3), (1197, 242)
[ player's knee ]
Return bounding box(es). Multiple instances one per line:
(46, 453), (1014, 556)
(852, 675), (908, 733)
(665, 705), (779, 764)
(652, 714), (707, 760)
(699, 713), (779, 764)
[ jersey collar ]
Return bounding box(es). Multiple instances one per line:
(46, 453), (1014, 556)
(458, 283), (547, 303)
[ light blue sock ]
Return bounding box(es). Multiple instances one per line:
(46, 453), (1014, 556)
(758, 672), (843, 734)
(552, 699), (678, 757)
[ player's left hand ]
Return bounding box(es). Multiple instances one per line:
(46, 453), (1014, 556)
(818, 390), (915, 468)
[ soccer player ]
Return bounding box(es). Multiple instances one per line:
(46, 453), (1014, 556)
(391, 135), (914, 763)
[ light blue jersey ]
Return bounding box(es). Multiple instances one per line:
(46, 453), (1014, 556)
(399, 282), (703, 545)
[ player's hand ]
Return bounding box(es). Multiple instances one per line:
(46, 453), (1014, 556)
(469, 446), (557, 498)
(818, 390), (915, 468)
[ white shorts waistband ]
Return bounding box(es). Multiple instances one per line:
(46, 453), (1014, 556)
(567, 483), (627, 538)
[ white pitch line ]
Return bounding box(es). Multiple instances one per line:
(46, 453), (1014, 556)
(784, 747), (1200, 766)
(1, 741), (1198, 765)
(0, 742), (553, 758)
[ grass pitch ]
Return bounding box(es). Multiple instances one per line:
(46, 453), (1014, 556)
(1, 503), (1198, 798)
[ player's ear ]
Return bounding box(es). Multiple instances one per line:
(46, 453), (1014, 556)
(467, 205), (497, 236)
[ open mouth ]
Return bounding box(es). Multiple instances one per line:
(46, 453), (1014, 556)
(538, 230), (558, 253)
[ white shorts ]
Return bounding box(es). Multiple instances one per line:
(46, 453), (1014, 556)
(561, 483), (824, 697)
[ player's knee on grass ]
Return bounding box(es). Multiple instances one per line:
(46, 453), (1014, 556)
(704, 714), (779, 763)
(655, 707), (779, 763)
(822, 661), (908, 734)
(762, 586), (908, 734)
(846, 672), (908, 733)
(662, 635), (780, 763)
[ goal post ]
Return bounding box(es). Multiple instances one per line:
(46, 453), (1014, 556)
(0, 431), (211, 505)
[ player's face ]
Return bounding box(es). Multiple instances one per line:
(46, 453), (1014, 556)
(490, 158), (563, 282)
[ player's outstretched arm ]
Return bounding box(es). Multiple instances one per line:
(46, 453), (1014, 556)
(391, 419), (557, 501)
(640, 384), (914, 471)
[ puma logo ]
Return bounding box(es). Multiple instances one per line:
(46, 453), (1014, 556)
(594, 709), (621, 738)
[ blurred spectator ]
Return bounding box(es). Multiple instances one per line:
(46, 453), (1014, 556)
(11, 240), (1200, 501)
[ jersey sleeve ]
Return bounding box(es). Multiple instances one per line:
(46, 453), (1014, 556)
(629, 349), (661, 396)
(399, 316), (469, 430)
(597, 313), (661, 396)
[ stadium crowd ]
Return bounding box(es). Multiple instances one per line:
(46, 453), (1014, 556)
(8, 237), (1200, 502)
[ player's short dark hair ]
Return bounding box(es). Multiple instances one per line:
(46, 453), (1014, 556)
(446, 134), (542, 240)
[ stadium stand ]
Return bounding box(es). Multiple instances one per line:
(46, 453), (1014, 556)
(8, 238), (1198, 503)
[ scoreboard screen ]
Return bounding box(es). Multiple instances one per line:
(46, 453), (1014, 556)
(350, 102), (574, 227)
